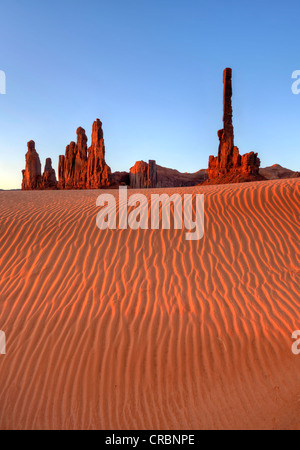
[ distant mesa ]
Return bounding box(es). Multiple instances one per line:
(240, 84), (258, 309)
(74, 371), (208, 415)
(259, 164), (300, 180)
(130, 160), (207, 188)
(21, 69), (299, 190)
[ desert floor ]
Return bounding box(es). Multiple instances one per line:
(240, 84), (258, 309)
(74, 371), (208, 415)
(0, 178), (299, 430)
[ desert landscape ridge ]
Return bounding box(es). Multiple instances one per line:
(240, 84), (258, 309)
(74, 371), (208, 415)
(0, 178), (299, 430)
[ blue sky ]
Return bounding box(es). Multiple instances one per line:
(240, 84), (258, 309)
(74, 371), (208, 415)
(0, 0), (299, 189)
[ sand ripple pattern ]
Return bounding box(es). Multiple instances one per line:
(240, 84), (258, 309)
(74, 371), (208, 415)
(0, 179), (299, 429)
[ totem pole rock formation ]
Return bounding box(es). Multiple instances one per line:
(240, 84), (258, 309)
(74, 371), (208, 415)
(22, 141), (43, 190)
(206, 68), (262, 184)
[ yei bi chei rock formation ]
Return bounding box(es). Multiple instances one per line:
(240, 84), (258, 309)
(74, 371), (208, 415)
(58, 119), (111, 189)
(22, 120), (112, 190)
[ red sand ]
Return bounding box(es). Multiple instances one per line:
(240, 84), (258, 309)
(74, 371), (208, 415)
(0, 178), (299, 430)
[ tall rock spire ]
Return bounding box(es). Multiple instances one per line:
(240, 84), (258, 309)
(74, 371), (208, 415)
(86, 119), (111, 188)
(207, 68), (262, 184)
(58, 155), (65, 189)
(22, 141), (42, 190)
(58, 127), (88, 189)
(74, 127), (88, 189)
(217, 68), (235, 171)
(223, 68), (233, 136)
(22, 141), (58, 190)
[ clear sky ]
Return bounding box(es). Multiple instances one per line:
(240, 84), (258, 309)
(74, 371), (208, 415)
(0, 0), (299, 189)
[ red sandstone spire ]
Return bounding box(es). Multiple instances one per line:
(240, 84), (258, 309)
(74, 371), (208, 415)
(22, 141), (42, 190)
(207, 68), (262, 184)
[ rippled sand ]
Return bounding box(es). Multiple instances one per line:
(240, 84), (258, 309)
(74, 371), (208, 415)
(0, 178), (299, 430)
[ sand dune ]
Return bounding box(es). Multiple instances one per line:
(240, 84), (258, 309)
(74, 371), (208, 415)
(0, 178), (299, 430)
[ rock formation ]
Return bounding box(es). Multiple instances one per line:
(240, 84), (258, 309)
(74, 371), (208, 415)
(58, 127), (88, 189)
(86, 119), (111, 189)
(42, 158), (57, 189)
(22, 141), (43, 190)
(130, 160), (156, 188)
(58, 155), (65, 189)
(148, 160), (158, 188)
(206, 68), (263, 184)
(22, 141), (58, 190)
(23, 70), (277, 191)
(24, 120), (111, 191)
(75, 127), (88, 189)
